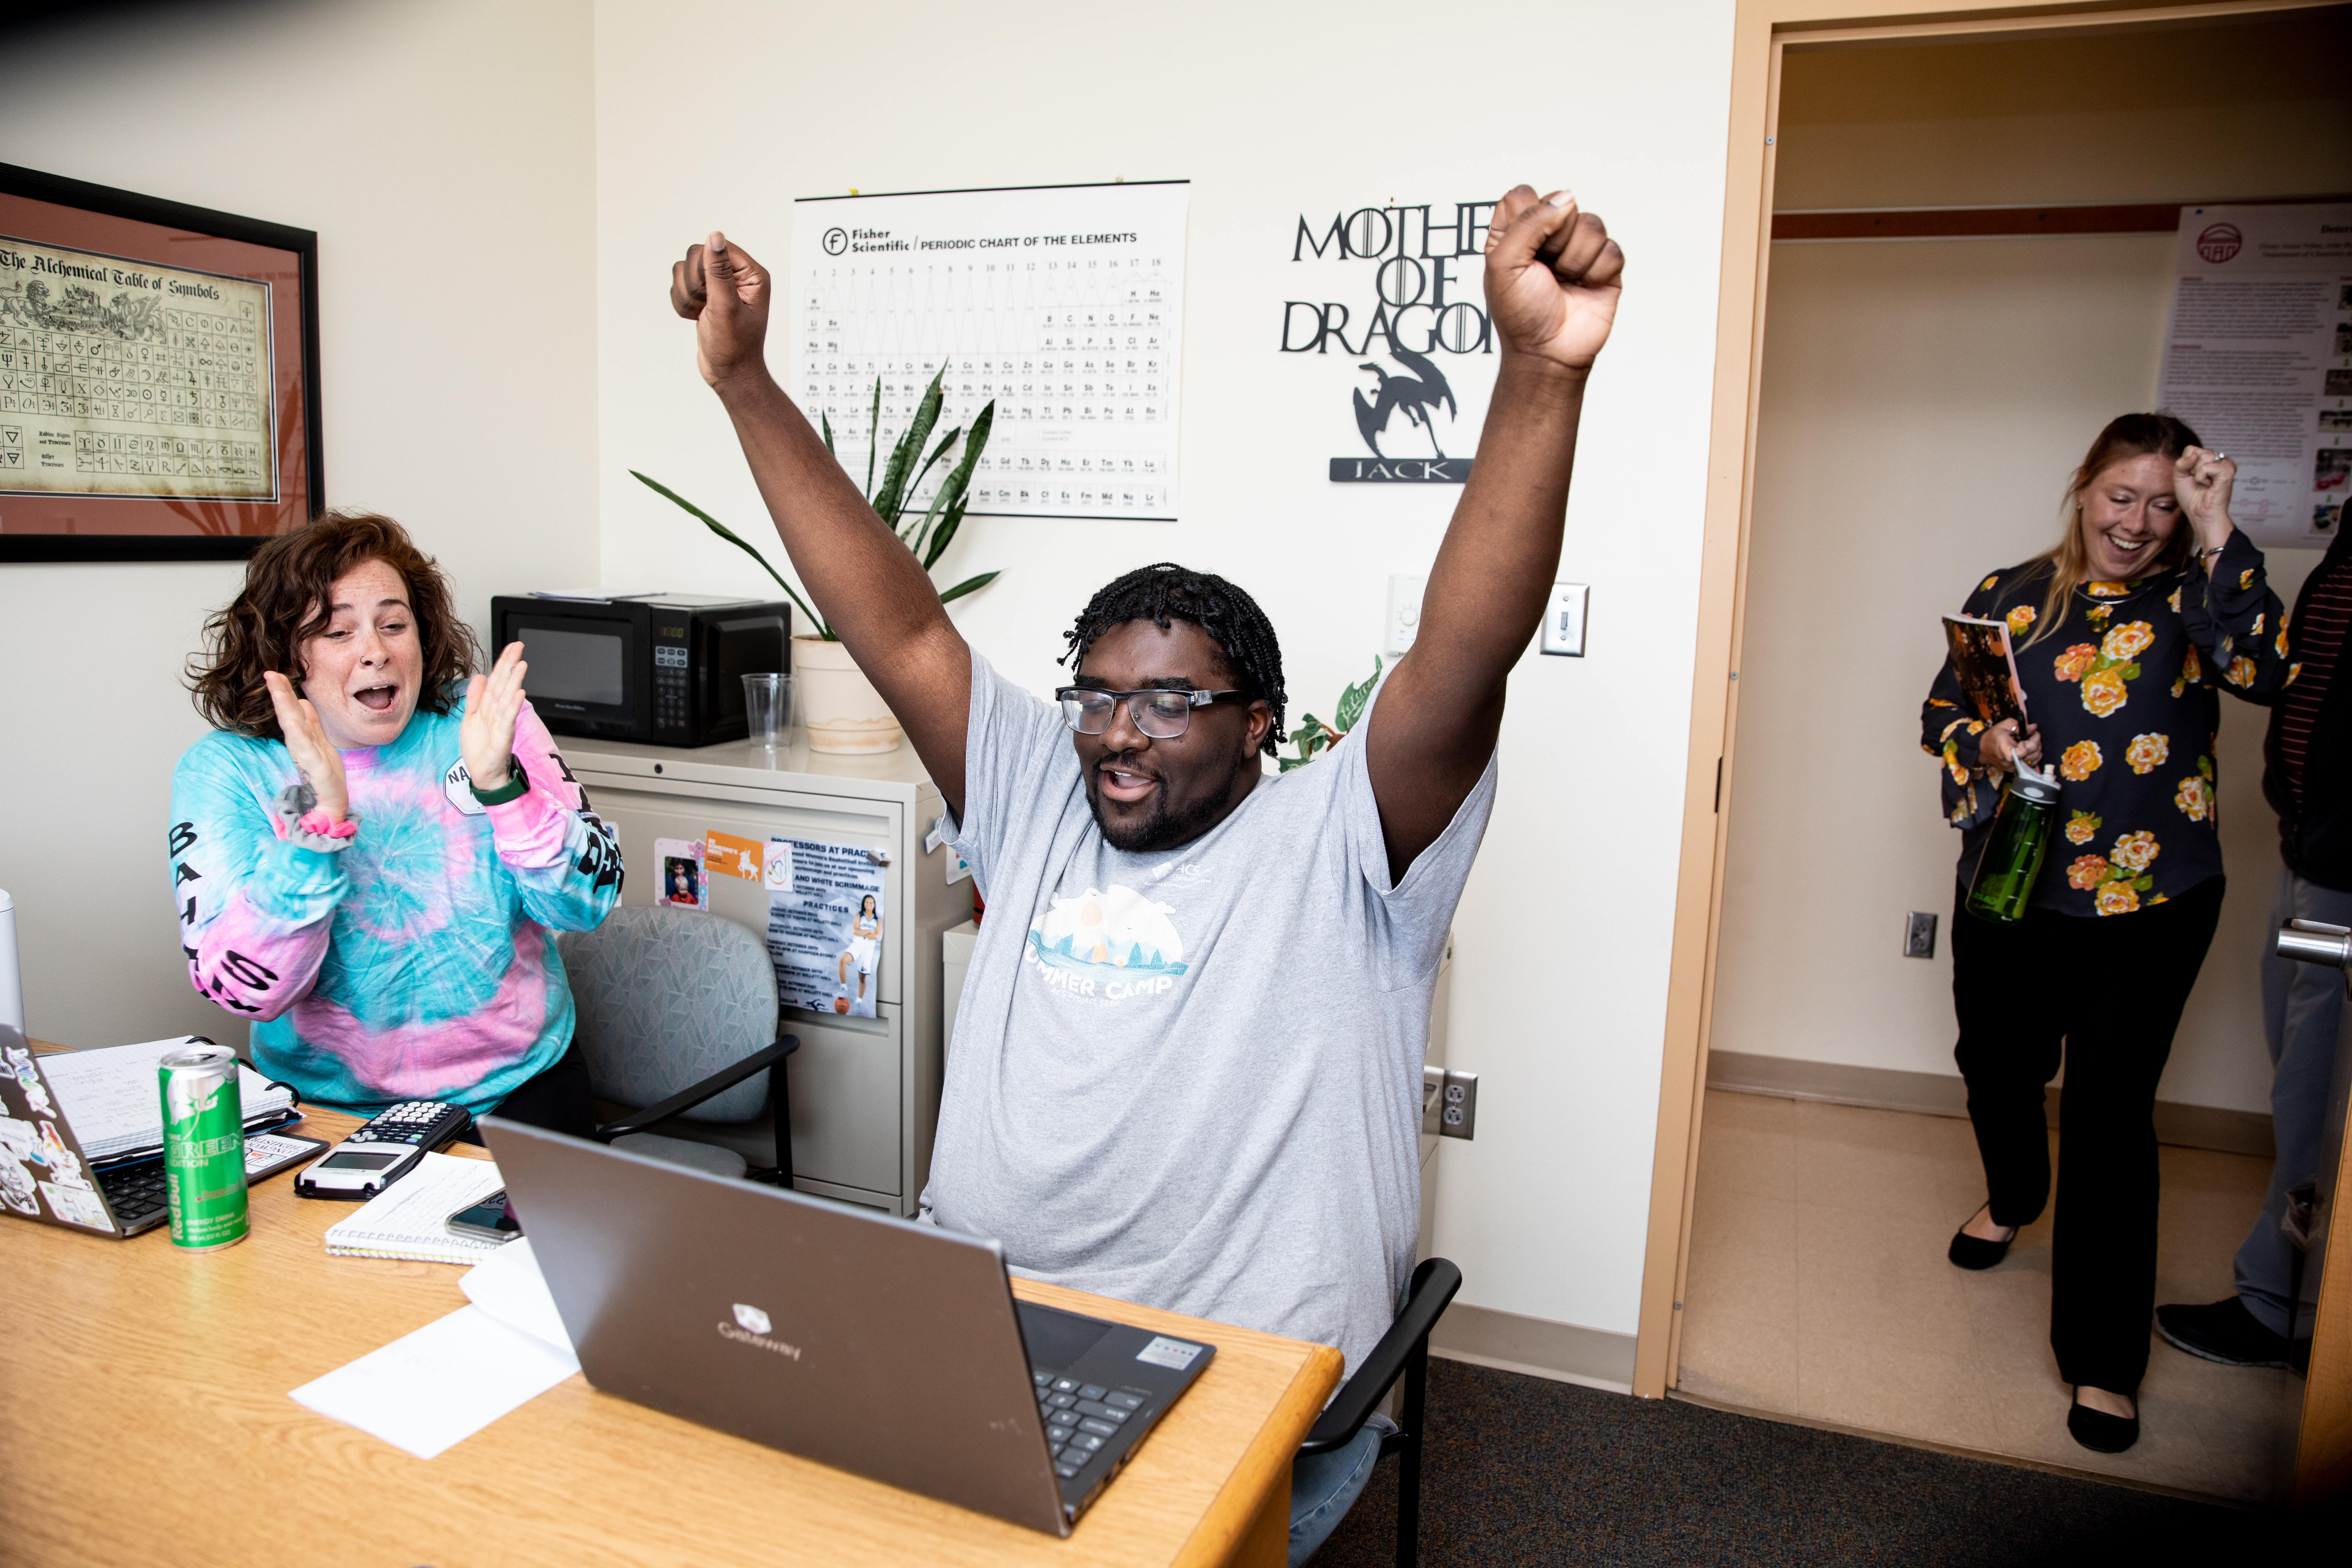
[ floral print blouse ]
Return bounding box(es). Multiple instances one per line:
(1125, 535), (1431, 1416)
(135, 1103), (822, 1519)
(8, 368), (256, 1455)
(1921, 531), (2293, 917)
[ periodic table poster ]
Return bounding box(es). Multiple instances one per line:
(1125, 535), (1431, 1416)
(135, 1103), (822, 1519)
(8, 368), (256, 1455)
(789, 181), (1189, 522)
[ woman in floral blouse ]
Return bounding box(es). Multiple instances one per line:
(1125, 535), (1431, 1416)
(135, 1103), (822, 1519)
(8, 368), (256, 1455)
(1919, 412), (2290, 1455)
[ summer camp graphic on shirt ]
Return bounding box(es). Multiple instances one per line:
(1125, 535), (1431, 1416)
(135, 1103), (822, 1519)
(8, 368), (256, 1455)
(1024, 883), (1189, 995)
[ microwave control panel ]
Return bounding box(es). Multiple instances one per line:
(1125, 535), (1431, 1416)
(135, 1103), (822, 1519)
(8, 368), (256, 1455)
(652, 639), (690, 732)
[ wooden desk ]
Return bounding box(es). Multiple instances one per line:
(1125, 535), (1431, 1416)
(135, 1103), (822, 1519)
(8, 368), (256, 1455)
(1, 1101), (1340, 1568)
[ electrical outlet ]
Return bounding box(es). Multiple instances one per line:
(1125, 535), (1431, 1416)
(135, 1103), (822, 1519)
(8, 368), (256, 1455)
(1438, 1069), (1477, 1140)
(1904, 911), (1938, 959)
(1386, 574), (1426, 656)
(1541, 583), (1589, 657)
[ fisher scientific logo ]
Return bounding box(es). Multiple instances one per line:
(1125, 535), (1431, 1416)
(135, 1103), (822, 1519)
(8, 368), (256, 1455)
(2196, 223), (2244, 265)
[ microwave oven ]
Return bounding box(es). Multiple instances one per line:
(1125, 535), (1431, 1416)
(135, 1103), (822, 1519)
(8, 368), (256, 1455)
(490, 594), (791, 747)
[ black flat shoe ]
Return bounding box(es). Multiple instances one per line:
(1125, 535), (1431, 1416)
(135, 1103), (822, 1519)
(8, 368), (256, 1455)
(2068, 1390), (2140, 1454)
(1947, 1209), (2016, 1270)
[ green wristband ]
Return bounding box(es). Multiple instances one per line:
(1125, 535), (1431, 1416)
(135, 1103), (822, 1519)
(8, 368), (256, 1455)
(469, 758), (530, 806)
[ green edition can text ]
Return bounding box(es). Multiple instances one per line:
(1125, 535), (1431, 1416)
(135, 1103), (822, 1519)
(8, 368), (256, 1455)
(160, 1044), (248, 1252)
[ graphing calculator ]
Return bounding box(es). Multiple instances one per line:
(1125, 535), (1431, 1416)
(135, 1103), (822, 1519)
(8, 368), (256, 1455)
(294, 1100), (473, 1200)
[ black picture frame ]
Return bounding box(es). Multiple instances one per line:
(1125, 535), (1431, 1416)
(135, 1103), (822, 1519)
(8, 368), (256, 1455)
(0, 162), (322, 562)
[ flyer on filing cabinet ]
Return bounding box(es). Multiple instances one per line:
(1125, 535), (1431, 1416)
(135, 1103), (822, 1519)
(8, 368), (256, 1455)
(764, 838), (886, 1019)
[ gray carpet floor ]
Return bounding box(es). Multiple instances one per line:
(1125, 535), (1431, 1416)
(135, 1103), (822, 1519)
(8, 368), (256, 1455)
(1311, 1358), (2337, 1565)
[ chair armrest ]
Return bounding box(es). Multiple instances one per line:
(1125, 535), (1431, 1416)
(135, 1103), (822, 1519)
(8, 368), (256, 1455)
(594, 1035), (799, 1142)
(1298, 1257), (1462, 1454)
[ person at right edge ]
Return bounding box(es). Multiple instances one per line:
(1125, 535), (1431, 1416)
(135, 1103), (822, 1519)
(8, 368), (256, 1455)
(2157, 515), (2352, 1371)
(671, 186), (1620, 1562)
(1920, 413), (2290, 1455)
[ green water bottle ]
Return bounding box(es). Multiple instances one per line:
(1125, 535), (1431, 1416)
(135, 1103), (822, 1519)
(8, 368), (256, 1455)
(1966, 762), (2062, 925)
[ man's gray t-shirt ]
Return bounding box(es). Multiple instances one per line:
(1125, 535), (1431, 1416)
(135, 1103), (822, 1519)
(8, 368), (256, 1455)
(926, 654), (1497, 1375)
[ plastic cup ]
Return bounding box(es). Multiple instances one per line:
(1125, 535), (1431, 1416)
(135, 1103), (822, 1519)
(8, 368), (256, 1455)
(743, 673), (793, 747)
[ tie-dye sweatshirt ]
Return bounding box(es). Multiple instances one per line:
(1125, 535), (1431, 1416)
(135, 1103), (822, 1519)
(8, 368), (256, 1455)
(166, 695), (623, 1116)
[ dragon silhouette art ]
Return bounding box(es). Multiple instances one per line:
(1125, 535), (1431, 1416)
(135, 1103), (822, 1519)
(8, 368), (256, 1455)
(1352, 345), (1457, 459)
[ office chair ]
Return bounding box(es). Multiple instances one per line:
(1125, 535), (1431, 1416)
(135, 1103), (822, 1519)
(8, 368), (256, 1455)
(557, 906), (797, 1183)
(1296, 1256), (1464, 1568)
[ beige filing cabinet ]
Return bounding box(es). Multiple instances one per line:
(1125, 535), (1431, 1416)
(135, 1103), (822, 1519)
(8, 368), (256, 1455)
(563, 735), (961, 1217)
(943, 920), (1453, 1258)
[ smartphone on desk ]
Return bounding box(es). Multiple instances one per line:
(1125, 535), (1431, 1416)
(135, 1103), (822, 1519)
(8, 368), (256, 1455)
(447, 1189), (520, 1243)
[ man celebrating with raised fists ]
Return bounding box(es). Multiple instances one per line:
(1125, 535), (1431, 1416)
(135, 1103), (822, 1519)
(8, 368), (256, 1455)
(671, 185), (1621, 1561)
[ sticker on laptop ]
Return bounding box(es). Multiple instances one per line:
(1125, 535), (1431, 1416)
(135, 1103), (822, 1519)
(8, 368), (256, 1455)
(0, 1155), (38, 1215)
(39, 1179), (111, 1231)
(1134, 1335), (1205, 1371)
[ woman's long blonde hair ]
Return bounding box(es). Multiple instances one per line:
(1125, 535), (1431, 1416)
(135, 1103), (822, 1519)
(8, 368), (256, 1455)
(2016, 412), (2202, 651)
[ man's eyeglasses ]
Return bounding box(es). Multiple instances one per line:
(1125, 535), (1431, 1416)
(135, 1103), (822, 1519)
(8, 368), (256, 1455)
(1055, 687), (1249, 740)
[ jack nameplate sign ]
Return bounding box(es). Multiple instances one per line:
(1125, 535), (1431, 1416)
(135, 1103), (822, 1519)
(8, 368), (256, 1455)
(1329, 457), (1474, 483)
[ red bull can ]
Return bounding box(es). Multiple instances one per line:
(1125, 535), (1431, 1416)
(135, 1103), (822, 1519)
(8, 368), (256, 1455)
(160, 1044), (248, 1252)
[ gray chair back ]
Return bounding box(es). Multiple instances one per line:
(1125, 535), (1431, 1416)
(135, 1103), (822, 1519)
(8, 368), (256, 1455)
(558, 905), (777, 1123)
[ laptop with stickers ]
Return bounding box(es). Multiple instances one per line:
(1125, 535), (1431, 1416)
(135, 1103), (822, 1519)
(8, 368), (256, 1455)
(483, 1116), (1216, 1536)
(0, 1024), (322, 1239)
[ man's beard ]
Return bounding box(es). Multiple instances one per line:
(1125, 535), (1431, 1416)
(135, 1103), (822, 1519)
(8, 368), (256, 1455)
(1085, 747), (1250, 853)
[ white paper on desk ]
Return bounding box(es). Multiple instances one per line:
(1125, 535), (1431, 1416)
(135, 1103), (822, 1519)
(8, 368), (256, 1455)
(459, 1237), (574, 1356)
(288, 1304), (580, 1460)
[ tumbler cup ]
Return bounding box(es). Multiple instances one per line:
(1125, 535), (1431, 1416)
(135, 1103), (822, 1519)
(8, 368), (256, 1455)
(743, 673), (793, 747)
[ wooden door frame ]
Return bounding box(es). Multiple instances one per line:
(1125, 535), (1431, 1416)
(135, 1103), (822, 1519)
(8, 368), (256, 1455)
(1633, 0), (2344, 1399)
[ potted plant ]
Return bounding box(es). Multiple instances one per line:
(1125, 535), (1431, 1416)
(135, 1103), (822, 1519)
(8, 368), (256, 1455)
(1279, 656), (1383, 771)
(634, 368), (999, 753)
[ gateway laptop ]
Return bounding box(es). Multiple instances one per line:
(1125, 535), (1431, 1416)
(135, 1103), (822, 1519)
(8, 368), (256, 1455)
(0, 1024), (322, 1239)
(481, 1117), (1216, 1535)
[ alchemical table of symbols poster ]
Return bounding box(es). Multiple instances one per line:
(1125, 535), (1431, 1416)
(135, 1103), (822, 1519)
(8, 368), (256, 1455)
(790, 182), (1189, 522)
(0, 238), (275, 499)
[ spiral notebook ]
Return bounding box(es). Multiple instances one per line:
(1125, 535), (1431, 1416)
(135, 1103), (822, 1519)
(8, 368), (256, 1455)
(322, 1153), (508, 1264)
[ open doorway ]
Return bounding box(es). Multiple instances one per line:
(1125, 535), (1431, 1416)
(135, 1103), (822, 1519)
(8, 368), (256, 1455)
(1665, 4), (2351, 1501)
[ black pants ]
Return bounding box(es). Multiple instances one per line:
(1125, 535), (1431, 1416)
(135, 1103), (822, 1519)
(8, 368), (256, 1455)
(1950, 875), (2224, 1395)
(455, 1038), (594, 1144)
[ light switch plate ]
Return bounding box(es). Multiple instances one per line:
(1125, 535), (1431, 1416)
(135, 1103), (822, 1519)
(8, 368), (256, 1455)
(1542, 583), (1589, 657)
(1386, 574), (1426, 657)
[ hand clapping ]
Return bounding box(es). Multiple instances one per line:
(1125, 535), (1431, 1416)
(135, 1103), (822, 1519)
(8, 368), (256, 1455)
(262, 671), (350, 822)
(460, 642), (530, 793)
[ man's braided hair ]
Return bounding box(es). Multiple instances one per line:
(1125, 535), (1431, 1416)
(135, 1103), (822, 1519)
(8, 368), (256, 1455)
(1060, 563), (1287, 757)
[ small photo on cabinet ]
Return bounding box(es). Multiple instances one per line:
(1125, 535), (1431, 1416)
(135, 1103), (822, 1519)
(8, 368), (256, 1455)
(2317, 448), (2352, 492)
(2316, 500), (2342, 537)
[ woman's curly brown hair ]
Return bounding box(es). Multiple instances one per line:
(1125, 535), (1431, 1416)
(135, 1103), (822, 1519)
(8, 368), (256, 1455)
(187, 511), (482, 738)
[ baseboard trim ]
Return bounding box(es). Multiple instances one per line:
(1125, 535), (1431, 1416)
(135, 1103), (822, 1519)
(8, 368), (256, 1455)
(1427, 1302), (1637, 1394)
(1704, 1050), (2275, 1160)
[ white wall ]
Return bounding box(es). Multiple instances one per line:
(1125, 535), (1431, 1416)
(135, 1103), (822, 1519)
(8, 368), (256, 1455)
(1710, 15), (2351, 1114)
(590, 0), (1737, 1336)
(0, 0), (600, 1050)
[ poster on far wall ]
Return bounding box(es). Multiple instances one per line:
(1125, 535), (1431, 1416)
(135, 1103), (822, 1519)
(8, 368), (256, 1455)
(789, 180), (1189, 524)
(2155, 202), (2352, 549)
(764, 836), (886, 1018)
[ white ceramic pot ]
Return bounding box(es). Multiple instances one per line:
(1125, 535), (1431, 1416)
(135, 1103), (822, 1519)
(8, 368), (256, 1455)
(793, 635), (903, 754)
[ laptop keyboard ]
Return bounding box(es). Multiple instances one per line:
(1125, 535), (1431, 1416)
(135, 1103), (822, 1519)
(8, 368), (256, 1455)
(97, 1162), (167, 1226)
(1031, 1371), (1146, 1479)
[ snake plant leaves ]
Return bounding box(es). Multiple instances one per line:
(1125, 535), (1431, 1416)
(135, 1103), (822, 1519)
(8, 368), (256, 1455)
(936, 570), (1000, 605)
(870, 370), (946, 527)
(628, 469), (832, 639)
